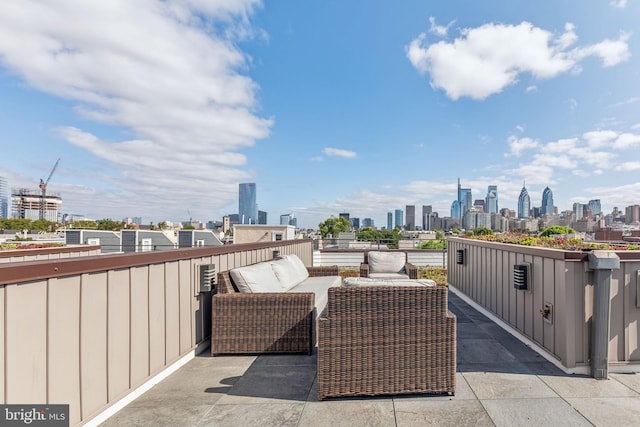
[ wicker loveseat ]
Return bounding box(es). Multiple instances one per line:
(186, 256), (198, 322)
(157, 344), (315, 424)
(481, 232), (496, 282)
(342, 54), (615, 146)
(317, 285), (456, 399)
(211, 255), (340, 356)
(359, 250), (418, 279)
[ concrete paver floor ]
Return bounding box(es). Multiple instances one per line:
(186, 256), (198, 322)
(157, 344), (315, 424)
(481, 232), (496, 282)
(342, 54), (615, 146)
(101, 290), (640, 427)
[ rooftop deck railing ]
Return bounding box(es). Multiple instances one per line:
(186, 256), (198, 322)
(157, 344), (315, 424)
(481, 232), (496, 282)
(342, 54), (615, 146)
(447, 236), (640, 375)
(0, 239), (313, 426)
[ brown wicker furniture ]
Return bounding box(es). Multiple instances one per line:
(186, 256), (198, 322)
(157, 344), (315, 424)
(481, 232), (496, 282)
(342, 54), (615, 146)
(211, 263), (340, 356)
(317, 285), (456, 399)
(360, 250), (418, 279)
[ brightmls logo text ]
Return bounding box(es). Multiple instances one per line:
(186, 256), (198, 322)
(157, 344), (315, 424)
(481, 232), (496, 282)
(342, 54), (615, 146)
(1, 405), (68, 426)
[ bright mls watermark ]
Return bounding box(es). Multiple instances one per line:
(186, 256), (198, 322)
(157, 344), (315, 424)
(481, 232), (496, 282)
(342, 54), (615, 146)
(1, 405), (68, 426)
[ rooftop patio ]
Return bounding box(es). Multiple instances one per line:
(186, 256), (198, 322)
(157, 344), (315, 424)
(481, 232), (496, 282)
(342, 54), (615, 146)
(99, 289), (640, 427)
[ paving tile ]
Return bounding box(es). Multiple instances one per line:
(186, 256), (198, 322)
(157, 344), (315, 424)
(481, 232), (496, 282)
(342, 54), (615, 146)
(539, 374), (640, 398)
(394, 399), (493, 427)
(463, 372), (559, 399)
(393, 373), (477, 401)
(215, 365), (316, 404)
(298, 400), (395, 427)
(251, 352), (317, 367)
(565, 397), (640, 426)
(198, 403), (304, 427)
(457, 359), (536, 375)
(609, 372), (640, 394)
(481, 398), (591, 427)
(457, 338), (517, 365)
(101, 403), (214, 427)
(456, 322), (492, 339)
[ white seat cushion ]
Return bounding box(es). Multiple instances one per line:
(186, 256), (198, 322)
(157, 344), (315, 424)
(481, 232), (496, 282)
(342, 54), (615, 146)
(368, 251), (406, 273)
(368, 272), (411, 280)
(270, 256), (307, 291)
(287, 276), (342, 316)
(230, 262), (283, 293)
(344, 277), (436, 287)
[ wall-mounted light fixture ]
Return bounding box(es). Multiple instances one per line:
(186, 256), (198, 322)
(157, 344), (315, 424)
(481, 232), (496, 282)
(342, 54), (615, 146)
(272, 250), (281, 259)
(513, 262), (531, 291)
(199, 264), (216, 293)
(456, 249), (466, 265)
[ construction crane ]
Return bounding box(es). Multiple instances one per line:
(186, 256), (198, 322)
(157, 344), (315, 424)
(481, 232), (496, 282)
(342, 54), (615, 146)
(39, 158), (61, 220)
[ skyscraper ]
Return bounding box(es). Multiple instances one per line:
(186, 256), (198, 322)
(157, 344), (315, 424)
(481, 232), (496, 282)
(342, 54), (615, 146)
(517, 185), (531, 219)
(456, 178), (472, 220)
(238, 183), (258, 224)
(588, 199), (602, 216)
(0, 176), (7, 218)
(541, 187), (554, 216)
(450, 200), (460, 220)
(394, 209), (403, 229)
(485, 185), (498, 214)
(422, 205), (432, 230)
(387, 212), (393, 230)
(405, 205), (415, 230)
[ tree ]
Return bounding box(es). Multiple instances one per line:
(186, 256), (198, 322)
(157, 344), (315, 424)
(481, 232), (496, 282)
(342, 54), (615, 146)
(473, 227), (493, 236)
(318, 216), (350, 238)
(356, 227), (402, 248)
(540, 225), (576, 237)
(96, 218), (124, 231)
(70, 220), (97, 229)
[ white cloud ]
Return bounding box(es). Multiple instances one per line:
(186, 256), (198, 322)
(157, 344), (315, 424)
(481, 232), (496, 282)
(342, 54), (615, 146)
(583, 130), (617, 148)
(619, 161), (640, 171)
(525, 85), (538, 93)
(506, 135), (539, 156)
(323, 147), (357, 159)
(310, 156), (324, 162)
(406, 21), (630, 100)
(613, 133), (640, 149)
(572, 169), (590, 177)
(0, 0), (269, 220)
(429, 17), (456, 37)
(611, 0), (628, 8)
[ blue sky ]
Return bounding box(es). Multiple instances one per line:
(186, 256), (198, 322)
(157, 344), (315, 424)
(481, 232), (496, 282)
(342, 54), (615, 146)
(1, 1), (639, 229)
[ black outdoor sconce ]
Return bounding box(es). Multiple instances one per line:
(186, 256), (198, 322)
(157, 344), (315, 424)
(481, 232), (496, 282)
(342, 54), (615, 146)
(513, 262), (531, 291)
(456, 249), (466, 265)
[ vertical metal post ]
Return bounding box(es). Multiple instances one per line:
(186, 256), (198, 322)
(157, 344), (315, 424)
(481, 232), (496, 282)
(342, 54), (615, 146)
(588, 251), (620, 380)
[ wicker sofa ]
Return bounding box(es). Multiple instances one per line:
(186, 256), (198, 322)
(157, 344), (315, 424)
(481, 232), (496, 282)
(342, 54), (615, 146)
(317, 285), (456, 399)
(359, 250), (418, 279)
(211, 255), (340, 356)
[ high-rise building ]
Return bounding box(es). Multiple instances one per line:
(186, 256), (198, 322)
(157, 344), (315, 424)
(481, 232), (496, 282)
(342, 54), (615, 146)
(405, 205), (415, 231)
(339, 212), (350, 221)
(422, 205), (432, 230)
(362, 218), (375, 228)
(387, 212), (393, 230)
(0, 176), (8, 218)
(541, 187), (554, 216)
(11, 188), (61, 221)
(394, 209), (403, 229)
(450, 200), (460, 220)
(456, 178), (472, 221)
(238, 183), (258, 224)
(258, 210), (267, 225)
(280, 213), (296, 226)
(573, 202), (584, 221)
(517, 185), (530, 219)
(588, 199), (602, 217)
(485, 185), (498, 214)
(626, 205), (640, 224)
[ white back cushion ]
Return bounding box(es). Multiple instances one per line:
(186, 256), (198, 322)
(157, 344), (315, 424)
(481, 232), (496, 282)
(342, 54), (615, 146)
(270, 258), (300, 291)
(282, 255), (309, 283)
(368, 251), (406, 273)
(230, 262), (283, 293)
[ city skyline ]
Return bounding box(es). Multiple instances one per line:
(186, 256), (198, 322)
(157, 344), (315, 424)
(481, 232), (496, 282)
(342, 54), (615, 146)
(0, 2), (639, 228)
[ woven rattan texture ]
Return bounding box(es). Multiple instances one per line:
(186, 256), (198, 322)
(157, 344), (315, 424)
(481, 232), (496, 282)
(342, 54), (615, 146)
(317, 286), (456, 399)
